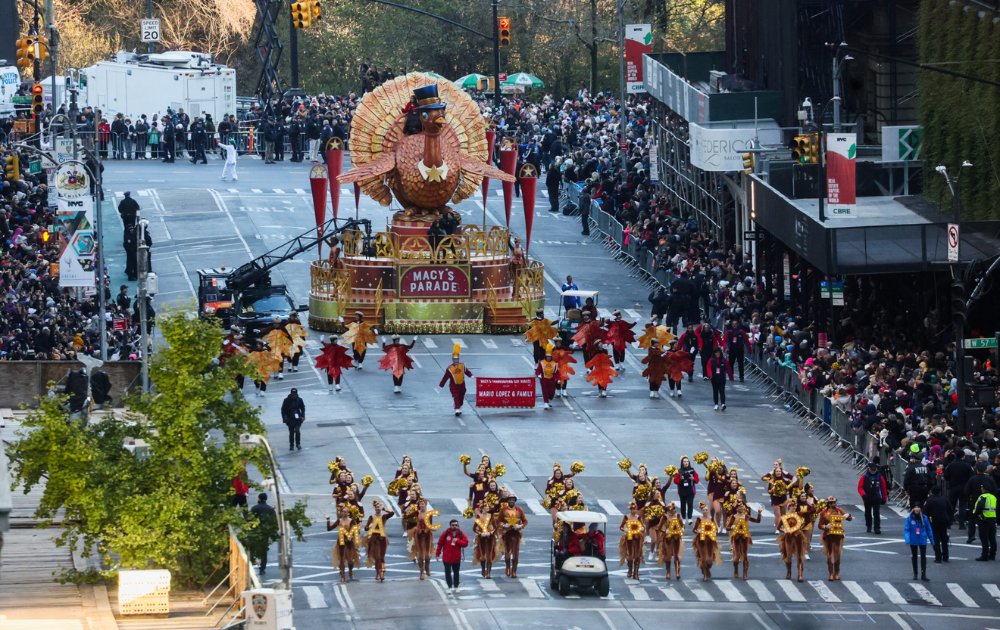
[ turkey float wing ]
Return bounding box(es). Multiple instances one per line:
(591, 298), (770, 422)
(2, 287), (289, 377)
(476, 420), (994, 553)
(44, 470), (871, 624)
(338, 153), (397, 183)
(459, 154), (516, 183)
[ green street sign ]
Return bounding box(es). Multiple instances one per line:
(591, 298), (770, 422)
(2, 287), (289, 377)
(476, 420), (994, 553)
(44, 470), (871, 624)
(11, 95), (32, 104)
(29, 160), (41, 175)
(963, 338), (997, 349)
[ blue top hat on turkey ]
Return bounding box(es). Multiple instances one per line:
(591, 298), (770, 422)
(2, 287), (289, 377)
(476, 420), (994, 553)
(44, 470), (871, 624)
(413, 84), (446, 110)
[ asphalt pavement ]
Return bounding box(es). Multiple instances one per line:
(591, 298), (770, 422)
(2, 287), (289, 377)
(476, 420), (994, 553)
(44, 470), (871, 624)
(97, 149), (1000, 630)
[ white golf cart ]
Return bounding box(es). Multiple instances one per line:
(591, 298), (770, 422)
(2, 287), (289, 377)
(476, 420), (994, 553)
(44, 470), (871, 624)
(550, 511), (609, 597)
(556, 290), (600, 348)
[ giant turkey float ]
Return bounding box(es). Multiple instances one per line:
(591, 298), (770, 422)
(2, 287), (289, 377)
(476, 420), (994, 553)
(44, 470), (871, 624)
(308, 73), (546, 334)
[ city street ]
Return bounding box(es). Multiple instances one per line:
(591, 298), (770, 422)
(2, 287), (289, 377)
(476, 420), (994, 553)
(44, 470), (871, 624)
(95, 153), (1000, 630)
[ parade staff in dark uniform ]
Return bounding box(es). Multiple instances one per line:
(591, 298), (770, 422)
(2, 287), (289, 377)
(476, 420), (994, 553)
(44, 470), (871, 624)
(117, 191), (139, 228)
(189, 120), (208, 164)
(289, 115), (303, 162)
(439, 344), (473, 415)
(723, 319), (751, 382)
(281, 388), (305, 451)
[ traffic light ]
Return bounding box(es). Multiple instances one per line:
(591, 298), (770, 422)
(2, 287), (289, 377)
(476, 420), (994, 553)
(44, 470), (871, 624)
(5, 155), (20, 182)
(951, 280), (966, 328)
(32, 83), (44, 115)
(311, 0), (322, 21)
(498, 17), (511, 47)
(34, 36), (50, 62)
(791, 133), (818, 164)
(742, 151), (755, 175)
(16, 36), (35, 69)
(291, 1), (311, 28)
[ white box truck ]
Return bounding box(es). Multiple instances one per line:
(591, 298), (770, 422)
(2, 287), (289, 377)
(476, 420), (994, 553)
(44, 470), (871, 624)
(79, 51), (236, 121)
(0, 65), (22, 115)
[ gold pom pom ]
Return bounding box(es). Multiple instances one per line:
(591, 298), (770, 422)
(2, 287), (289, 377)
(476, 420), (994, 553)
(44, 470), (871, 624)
(770, 480), (789, 497)
(328, 461), (340, 474)
(664, 465), (679, 477)
(633, 484), (652, 501)
(542, 498), (552, 509)
(486, 494), (498, 508)
(570, 461), (585, 474)
(618, 458), (632, 472)
(462, 508), (474, 519)
(349, 506), (362, 521)
(694, 452), (709, 465)
(796, 466), (811, 479)
(548, 483), (565, 497)
(646, 504), (665, 520)
(361, 475), (374, 488)
(791, 487), (802, 499)
(460, 454), (471, 466)
(570, 504), (587, 511)
(387, 479), (402, 495)
(494, 464), (506, 477)
(815, 499), (828, 512)
(564, 489), (580, 500)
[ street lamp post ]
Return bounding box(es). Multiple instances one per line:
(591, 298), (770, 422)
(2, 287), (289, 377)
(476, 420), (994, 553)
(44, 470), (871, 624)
(815, 95), (841, 223)
(137, 217), (152, 392)
(239, 434), (293, 590)
(617, 0), (629, 178)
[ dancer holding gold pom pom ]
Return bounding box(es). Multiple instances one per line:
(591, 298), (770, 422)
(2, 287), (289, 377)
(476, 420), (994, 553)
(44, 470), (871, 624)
(692, 500), (722, 581)
(619, 501), (646, 579)
(726, 499), (762, 580)
(656, 502), (685, 580)
(817, 496), (853, 581)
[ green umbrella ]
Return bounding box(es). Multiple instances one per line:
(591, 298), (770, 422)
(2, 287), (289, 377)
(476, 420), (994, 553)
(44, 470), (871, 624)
(501, 72), (544, 89)
(423, 72), (446, 80)
(455, 73), (489, 89)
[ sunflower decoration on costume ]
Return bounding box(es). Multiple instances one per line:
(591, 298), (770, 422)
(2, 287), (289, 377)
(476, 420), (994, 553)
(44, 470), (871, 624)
(494, 464), (506, 477)
(349, 506), (362, 521)
(460, 454), (471, 466)
(618, 458), (632, 472)
(646, 504), (665, 521)
(694, 452), (709, 465)
(633, 483), (652, 501)
(570, 461), (585, 474)
(664, 465), (679, 478)
(462, 507), (474, 519)
(361, 475), (374, 488)
(770, 479), (789, 497)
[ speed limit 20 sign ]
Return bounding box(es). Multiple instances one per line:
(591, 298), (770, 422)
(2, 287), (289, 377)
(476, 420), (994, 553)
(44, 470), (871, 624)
(141, 19), (161, 42)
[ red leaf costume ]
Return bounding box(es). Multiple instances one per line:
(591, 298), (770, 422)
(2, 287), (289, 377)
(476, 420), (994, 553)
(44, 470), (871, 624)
(378, 344), (415, 378)
(551, 348), (577, 381)
(585, 352), (617, 388)
(315, 342), (354, 379)
(605, 320), (637, 353)
(572, 320), (606, 351)
(641, 347), (668, 385)
(663, 349), (695, 383)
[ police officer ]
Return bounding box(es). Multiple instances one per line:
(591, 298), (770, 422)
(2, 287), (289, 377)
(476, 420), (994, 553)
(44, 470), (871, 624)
(117, 191), (140, 228)
(123, 224), (138, 281)
(281, 387), (306, 451)
(162, 118), (176, 163)
(972, 483), (997, 561)
(289, 115), (303, 162)
(903, 446), (934, 508)
(189, 121), (208, 164)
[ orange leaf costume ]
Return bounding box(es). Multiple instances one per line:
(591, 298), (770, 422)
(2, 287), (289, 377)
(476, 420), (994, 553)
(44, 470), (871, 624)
(663, 349), (695, 383)
(263, 329), (295, 359)
(551, 348), (577, 381)
(637, 323), (676, 349)
(572, 320), (606, 350)
(378, 345), (415, 379)
(315, 343), (354, 379)
(641, 346), (669, 385)
(524, 318), (558, 345)
(247, 350), (282, 382)
(605, 320), (637, 353)
(343, 321), (377, 355)
(585, 352), (617, 388)
(286, 323), (310, 349)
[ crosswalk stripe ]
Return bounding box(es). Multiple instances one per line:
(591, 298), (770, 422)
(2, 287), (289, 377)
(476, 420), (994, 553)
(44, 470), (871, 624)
(808, 580), (840, 602)
(137, 190), (149, 197)
(482, 339), (498, 349)
(541, 190), (549, 198)
(451, 498), (468, 513)
(628, 583), (650, 600)
(228, 188), (239, 193)
(302, 585), (327, 608)
(659, 586), (684, 601)
(479, 578), (502, 593)
(510, 338), (524, 347)
(519, 578), (545, 599)
(947, 583), (978, 607)
(877, 582), (907, 604)
(684, 580), (713, 601)
(843, 580), (875, 603)
(252, 188), (263, 193)
(910, 583), (941, 606)
(598, 308), (615, 319)
(524, 499), (548, 516)
(451, 338), (468, 348)
(625, 309), (641, 319)
(716, 580), (746, 602)
(746, 579), (775, 601)
(273, 189), (285, 194)
(496, 190), (504, 197)
(776, 580), (806, 602)
(341, 188), (351, 195)
(422, 338), (438, 349)
(984, 584), (1000, 603)
(597, 500), (623, 516)
(544, 306), (559, 319)
(294, 188), (306, 194)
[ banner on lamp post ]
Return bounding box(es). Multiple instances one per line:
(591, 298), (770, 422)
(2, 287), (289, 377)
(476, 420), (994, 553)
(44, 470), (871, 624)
(625, 25), (652, 93)
(826, 133), (856, 218)
(57, 196), (96, 288)
(309, 164), (329, 257)
(326, 137), (345, 221)
(519, 164), (537, 253)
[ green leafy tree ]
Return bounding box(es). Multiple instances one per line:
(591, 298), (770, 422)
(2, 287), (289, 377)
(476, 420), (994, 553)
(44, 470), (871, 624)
(9, 307), (311, 586)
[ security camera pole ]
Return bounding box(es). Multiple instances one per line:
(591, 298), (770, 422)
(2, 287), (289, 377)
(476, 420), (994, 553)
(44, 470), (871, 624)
(240, 433), (293, 590)
(137, 217), (150, 392)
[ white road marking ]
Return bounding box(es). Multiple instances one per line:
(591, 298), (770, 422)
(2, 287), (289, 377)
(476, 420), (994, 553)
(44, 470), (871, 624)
(337, 583), (355, 610)
(717, 580), (746, 602)
(341, 188), (351, 195)
(521, 356), (536, 369)
(843, 580), (876, 603)
(524, 499), (548, 515)
(273, 189), (285, 194)
(451, 498), (468, 513)
(451, 338), (468, 349)
(746, 580), (775, 601)
(228, 188), (239, 193)
(208, 189), (255, 260)
(496, 190), (504, 197)
(666, 397), (688, 415)
(625, 309), (641, 319)
(137, 190), (149, 196)
(658, 586), (684, 601)
(985, 584), (1000, 603)
(947, 583), (979, 607)
(628, 584), (650, 600)
(174, 253), (197, 298)
(345, 425), (387, 492)
(597, 500), (622, 516)
(510, 338), (524, 347)
(482, 339), (498, 349)
(518, 578), (545, 599)
(252, 188), (263, 193)
(302, 585), (327, 608)
(332, 583), (347, 609)
(877, 581), (907, 604)
(776, 580), (806, 602)
(684, 579), (713, 601)
(910, 583), (941, 606)
(422, 338), (438, 349)
(479, 578), (501, 593)
(808, 580), (840, 602)
(541, 190), (549, 198)
(294, 188), (306, 194)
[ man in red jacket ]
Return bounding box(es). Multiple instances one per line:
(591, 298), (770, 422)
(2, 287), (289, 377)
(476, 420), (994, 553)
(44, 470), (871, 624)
(436, 519), (469, 592)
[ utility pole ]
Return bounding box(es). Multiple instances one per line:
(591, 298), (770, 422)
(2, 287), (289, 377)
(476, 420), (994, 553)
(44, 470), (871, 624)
(492, 0), (501, 113)
(45, 0), (57, 112)
(617, 0), (628, 179)
(831, 43), (852, 133)
(137, 217), (151, 392)
(816, 96), (840, 223)
(285, 3), (304, 99)
(939, 162), (972, 434)
(147, 0), (154, 54)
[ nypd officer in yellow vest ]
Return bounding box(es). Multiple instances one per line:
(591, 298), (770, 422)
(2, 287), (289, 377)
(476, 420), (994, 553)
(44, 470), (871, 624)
(972, 483), (996, 561)
(439, 344), (474, 416)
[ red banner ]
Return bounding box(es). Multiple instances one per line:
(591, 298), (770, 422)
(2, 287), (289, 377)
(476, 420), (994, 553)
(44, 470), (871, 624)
(353, 182), (361, 217)
(519, 167), (537, 253)
(499, 148), (517, 226)
(310, 164), (328, 258)
(398, 265), (471, 298)
(482, 130), (496, 212)
(326, 149), (344, 220)
(476, 377), (536, 408)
